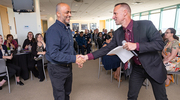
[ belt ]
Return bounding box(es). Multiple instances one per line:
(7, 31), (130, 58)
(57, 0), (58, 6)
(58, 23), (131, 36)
(49, 62), (72, 67)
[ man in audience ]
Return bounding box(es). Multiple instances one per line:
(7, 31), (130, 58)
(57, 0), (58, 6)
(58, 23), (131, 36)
(102, 29), (108, 42)
(79, 3), (168, 100)
(45, 3), (84, 100)
(93, 29), (99, 47)
(76, 31), (87, 55)
(102, 28), (105, 34)
(83, 29), (91, 54)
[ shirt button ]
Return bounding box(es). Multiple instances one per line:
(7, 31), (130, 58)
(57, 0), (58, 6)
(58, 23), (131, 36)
(130, 40), (131, 41)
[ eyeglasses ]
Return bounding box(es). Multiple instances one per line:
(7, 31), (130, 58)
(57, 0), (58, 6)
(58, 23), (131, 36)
(165, 32), (171, 34)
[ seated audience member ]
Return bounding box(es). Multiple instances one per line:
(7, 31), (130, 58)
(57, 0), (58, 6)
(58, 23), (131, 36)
(108, 32), (113, 38)
(0, 35), (24, 90)
(162, 28), (180, 87)
(161, 33), (166, 42)
(97, 32), (103, 49)
(159, 30), (163, 34)
(101, 35), (121, 81)
(76, 31), (87, 55)
(83, 29), (91, 54)
(22, 31), (35, 50)
(73, 31), (79, 39)
(4, 34), (18, 50)
(30, 33), (46, 82)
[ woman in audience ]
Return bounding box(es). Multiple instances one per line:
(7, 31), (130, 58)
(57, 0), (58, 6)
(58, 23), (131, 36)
(162, 28), (180, 87)
(102, 35), (121, 81)
(97, 32), (103, 49)
(108, 32), (113, 38)
(22, 31), (35, 50)
(0, 35), (24, 90)
(29, 33), (46, 82)
(4, 34), (18, 50)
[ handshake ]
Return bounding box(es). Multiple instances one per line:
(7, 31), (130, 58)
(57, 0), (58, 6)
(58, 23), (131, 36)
(75, 55), (88, 68)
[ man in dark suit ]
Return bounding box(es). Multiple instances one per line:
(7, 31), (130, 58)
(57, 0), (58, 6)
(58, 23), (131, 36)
(80, 3), (168, 100)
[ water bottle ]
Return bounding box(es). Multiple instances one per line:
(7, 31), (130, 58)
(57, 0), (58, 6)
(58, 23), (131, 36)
(7, 50), (11, 56)
(18, 46), (21, 52)
(28, 45), (31, 51)
(10, 45), (13, 50)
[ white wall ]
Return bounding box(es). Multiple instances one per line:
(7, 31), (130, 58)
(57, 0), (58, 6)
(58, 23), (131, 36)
(70, 20), (99, 32)
(7, 7), (17, 39)
(0, 16), (3, 37)
(14, 0), (42, 46)
(47, 15), (56, 28)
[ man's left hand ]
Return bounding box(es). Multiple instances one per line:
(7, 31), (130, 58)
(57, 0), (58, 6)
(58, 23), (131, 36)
(123, 42), (137, 51)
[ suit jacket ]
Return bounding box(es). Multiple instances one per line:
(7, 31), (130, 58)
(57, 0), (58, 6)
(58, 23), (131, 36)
(92, 20), (167, 84)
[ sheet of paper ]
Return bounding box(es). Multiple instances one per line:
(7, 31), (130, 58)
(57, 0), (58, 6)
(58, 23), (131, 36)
(107, 46), (134, 63)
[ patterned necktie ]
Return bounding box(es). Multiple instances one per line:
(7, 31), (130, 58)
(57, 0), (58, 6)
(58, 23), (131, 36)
(124, 29), (129, 70)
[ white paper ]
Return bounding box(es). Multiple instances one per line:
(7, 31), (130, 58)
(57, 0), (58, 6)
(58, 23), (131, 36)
(107, 46), (134, 63)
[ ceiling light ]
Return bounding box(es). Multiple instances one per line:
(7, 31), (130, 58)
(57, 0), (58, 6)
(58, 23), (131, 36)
(132, 2), (142, 5)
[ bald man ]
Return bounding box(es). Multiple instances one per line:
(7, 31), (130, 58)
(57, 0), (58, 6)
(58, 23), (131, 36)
(81, 3), (168, 100)
(46, 3), (84, 100)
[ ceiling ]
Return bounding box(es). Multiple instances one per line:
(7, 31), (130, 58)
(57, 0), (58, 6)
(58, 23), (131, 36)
(0, 0), (180, 20)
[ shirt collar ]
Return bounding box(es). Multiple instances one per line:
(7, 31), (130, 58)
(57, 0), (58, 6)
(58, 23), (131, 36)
(123, 19), (133, 32)
(56, 20), (70, 30)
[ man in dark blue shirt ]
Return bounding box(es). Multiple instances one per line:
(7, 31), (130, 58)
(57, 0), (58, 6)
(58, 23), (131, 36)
(45, 3), (84, 100)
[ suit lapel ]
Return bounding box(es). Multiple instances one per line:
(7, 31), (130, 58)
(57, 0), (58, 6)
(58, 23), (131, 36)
(133, 21), (140, 43)
(118, 27), (125, 45)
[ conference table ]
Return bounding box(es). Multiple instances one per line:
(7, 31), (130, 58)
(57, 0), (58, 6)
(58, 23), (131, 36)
(10, 50), (31, 80)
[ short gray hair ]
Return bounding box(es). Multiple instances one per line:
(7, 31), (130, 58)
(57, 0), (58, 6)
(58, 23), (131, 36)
(115, 3), (131, 14)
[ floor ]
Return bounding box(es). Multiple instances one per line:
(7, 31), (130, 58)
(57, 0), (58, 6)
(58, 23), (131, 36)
(0, 58), (180, 100)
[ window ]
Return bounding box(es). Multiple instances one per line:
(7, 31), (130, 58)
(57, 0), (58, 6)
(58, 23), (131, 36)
(140, 12), (149, 20)
(150, 13), (160, 30)
(140, 15), (148, 20)
(176, 8), (180, 35)
(133, 15), (139, 20)
(110, 19), (113, 31)
(161, 8), (176, 32)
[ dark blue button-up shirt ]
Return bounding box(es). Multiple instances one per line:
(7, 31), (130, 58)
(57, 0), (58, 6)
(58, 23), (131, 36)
(45, 20), (76, 64)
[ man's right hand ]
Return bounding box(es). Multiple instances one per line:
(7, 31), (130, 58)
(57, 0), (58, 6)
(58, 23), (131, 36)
(76, 55), (88, 68)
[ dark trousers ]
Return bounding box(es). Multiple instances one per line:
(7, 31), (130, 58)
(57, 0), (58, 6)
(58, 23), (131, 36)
(48, 63), (72, 100)
(86, 44), (91, 54)
(78, 46), (85, 55)
(128, 65), (168, 100)
(28, 59), (44, 80)
(4, 63), (21, 80)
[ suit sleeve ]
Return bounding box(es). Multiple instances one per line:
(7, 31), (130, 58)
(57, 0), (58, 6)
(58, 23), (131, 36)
(139, 21), (165, 53)
(92, 34), (117, 59)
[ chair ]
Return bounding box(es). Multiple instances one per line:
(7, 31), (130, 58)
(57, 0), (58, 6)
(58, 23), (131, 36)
(30, 55), (47, 81)
(167, 71), (180, 85)
(118, 62), (124, 88)
(98, 57), (113, 82)
(0, 59), (11, 93)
